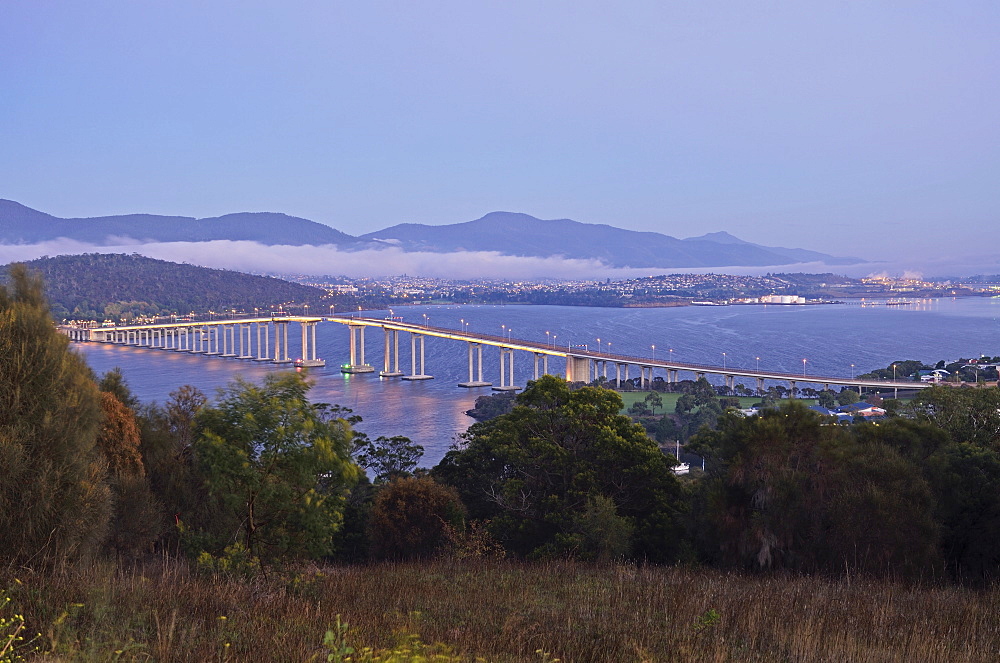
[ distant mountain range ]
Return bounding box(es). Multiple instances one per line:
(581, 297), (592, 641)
(0, 200), (862, 268)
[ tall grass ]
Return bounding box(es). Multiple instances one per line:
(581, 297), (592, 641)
(4, 559), (1000, 661)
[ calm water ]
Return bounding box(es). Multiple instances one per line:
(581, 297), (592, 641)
(75, 298), (1000, 464)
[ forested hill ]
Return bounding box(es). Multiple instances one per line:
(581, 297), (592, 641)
(5, 253), (335, 321)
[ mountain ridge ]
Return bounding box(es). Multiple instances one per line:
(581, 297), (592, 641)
(0, 200), (863, 268)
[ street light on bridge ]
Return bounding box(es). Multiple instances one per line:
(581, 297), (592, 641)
(802, 358), (807, 377)
(546, 330), (551, 347)
(722, 352), (727, 370)
(756, 356), (760, 372)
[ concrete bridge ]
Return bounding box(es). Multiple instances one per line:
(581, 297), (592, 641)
(61, 314), (935, 396)
(323, 315), (932, 396)
(60, 316), (325, 367)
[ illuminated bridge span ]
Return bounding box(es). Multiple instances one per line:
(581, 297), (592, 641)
(323, 316), (933, 395)
(61, 316), (325, 367)
(61, 315), (934, 395)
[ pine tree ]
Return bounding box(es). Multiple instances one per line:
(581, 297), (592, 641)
(0, 264), (111, 565)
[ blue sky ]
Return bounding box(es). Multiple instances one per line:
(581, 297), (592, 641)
(2, 1), (998, 267)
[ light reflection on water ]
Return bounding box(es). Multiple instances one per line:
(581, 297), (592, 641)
(75, 298), (1000, 465)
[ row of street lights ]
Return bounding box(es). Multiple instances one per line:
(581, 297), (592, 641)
(404, 315), (877, 381)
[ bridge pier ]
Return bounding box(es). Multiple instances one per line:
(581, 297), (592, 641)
(402, 333), (432, 380)
(532, 352), (548, 380)
(238, 324), (253, 359)
(380, 328), (403, 377)
(756, 376), (765, 396)
(221, 324), (237, 358)
(297, 321), (325, 367)
(272, 321), (293, 364)
(460, 342), (490, 387)
(254, 322), (271, 361)
(565, 355), (591, 382)
(342, 324), (373, 373)
(493, 347), (519, 391)
(640, 366), (653, 389)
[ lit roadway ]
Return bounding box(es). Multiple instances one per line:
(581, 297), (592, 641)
(326, 315), (932, 391)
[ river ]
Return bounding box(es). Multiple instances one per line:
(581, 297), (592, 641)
(74, 297), (1000, 464)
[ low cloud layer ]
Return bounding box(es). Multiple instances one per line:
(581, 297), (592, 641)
(3, 238), (985, 281)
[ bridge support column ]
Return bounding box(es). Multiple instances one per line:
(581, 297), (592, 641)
(204, 325), (220, 355)
(273, 321), (293, 364)
(238, 324), (254, 359)
(756, 377), (765, 396)
(381, 328), (403, 377)
(402, 333), (432, 380)
(565, 355), (591, 383)
(493, 347), (519, 391)
(788, 380), (797, 398)
(459, 341), (490, 387)
(297, 321), (325, 367)
(616, 363), (623, 388)
(189, 326), (204, 354)
(342, 324), (373, 372)
(724, 375), (735, 392)
(254, 322), (271, 361)
(222, 323), (237, 358)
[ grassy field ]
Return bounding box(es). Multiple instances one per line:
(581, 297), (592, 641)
(4, 559), (1000, 662)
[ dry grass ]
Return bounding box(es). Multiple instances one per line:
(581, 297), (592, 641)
(4, 559), (1000, 662)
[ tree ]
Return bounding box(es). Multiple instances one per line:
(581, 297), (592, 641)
(137, 386), (210, 554)
(817, 389), (837, 409)
(354, 435), (424, 484)
(837, 388), (860, 406)
(688, 401), (939, 577)
(369, 477), (466, 560)
(0, 264), (111, 565)
(906, 386), (1000, 450)
(644, 391), (664, 415)
(434, 376), (685, 562)
(96, 391), (160, 556)
(98, 367), (140, 411)
(191, 373), (360, 560)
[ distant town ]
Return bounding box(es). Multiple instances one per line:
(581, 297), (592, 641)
(290, 271), (1000, 311)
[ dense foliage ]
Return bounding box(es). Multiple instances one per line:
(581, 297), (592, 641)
(8, 262), (1000, 589)
(0, 265), (111, 565)
(435, 375), (686, 562)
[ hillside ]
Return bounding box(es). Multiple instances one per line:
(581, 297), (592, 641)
(1, 200), (864, 269)
(361, 211), (862, 268)
(0, 199), (359, 246)
(5, 253), (335, 321)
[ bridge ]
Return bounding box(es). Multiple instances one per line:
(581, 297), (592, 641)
(323, 315), (933, 395)
(61, 314), (935, 396)
(61, 316), (326, 367)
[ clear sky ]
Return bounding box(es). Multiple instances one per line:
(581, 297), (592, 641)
(2, 1), (998, 267)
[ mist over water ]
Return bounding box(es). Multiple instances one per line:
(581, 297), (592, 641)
(75, 298), (1000, 465)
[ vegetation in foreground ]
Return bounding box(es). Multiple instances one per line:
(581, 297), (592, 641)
(8, 262), (1000, 661)
(6, 559), (1000, 662)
